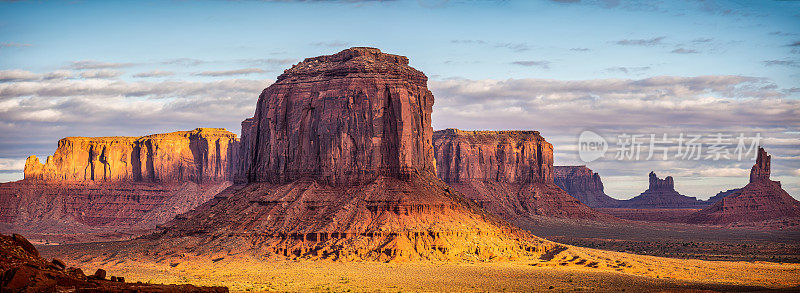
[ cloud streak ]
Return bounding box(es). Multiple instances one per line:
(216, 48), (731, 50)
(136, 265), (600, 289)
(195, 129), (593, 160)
(195, 68), (266, 77)
(616, 36), (665, 46)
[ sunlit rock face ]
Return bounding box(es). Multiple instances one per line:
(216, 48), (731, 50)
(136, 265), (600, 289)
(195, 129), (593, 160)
(686, 147), (800, 227)
(24, 128), (239, 183)
(432, 129), (614, 221)
(553, 165), (620, 208)
(246, 47), (436, 186)
(2, 128), (238, 231)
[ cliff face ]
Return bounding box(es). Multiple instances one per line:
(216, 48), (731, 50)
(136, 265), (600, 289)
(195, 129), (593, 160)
(686, 147), (800, 227)
(246, 47), (435, 186)
(234, 118), (255, 183)
(553, 166), (620, 208)
(155, 48), (560, 261)
(24, 128), (238, 183)
(433, 129), (552, 184)
(432, 129), (612, 221)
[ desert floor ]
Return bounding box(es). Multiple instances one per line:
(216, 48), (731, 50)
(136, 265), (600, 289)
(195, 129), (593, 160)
(40, 241), (800, 292)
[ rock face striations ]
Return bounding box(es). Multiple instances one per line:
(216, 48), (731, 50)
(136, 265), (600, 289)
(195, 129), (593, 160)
(0, 129), (238, 236)
(619, 172), (708, 209)
(431, 129), (612, 222)
(553, 166), (620, 208)
(155, 48), (559, 261)
(686, 148), (800, 227)
(24, 128), (238, 183)
(246, 47), (435, 186)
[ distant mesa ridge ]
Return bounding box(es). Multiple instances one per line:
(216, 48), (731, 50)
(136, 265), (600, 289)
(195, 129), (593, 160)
(432, 129), (614, 221)
(24, 128), (239, 183)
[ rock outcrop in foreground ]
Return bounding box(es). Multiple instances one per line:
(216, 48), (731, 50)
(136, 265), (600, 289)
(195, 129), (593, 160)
(618, 172), (708, 209)
(155, 48), (560, 261)
(0, 233), (227, 292)
(24, 128), (238, 183)
(553, 165), (620, 208)
(432, 129), (613, 222)
(686, 148), (800, 227)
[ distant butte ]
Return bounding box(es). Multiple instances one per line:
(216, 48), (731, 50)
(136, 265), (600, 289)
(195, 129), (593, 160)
(617, 171), (709, 209)
(686, 147), (800, 228)
(554, 165), (621, 208)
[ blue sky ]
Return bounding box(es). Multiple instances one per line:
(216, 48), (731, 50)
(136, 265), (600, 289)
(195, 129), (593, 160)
(1, 0), (799, 199)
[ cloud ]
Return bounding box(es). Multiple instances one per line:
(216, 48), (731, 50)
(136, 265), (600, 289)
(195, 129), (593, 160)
(450, 40), (488, 45)
(763, 60), (799, 67)
(692, 38), (713, 43)
(570, 47), (590, 52)
(605, 66), (650, 74)
(494, 42), (530, 52)
(195, 68), (265, 77)
(133, 70), (175, 78)
(0, 158), (25, 171)
(161, 58), (207, 66)
(697, 167), (749, 177)
(511, 60), (550, 69)
(0, 70), (39, 82)
(68, 60), (135, 70)
(0, 42), (32, 48)
(234, 58), (296, 66)
(310, 41), (350, 47)
(0, 77), (269, 163)
(615, 36), (666, 46)
(789, 41), (800, 47)
(43, 70), (74, 80)
(671, 48), (699, 54)
(793, 169), (800, 176)
(79, 69), (123, 79)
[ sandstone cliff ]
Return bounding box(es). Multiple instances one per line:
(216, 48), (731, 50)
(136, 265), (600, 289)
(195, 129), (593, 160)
(553, 165), (620, 208)
(246, 47), (435, 185)
(154, 48), (562, 261)
(432, 129), (612, 221)
(234, 118), (255, 183)
(24, 128), (238, 183)
(686, 147), (800, 228)
(618, 172), (709, 209)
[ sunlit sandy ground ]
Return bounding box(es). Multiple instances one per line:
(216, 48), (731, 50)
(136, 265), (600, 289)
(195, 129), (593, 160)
(41, 244), (800, 292)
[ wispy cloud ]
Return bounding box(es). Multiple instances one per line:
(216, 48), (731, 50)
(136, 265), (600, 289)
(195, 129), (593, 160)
(310, 41), (350, 47)
(0, 42), (32, 48)
(692, 38), (713, 43)
(495, 42), (530, 52)
(68, 60), (135, 70)
(671, 48), (699, 54)
(79, 69), (122, 79)
(161, 58), (207, 66)
(616, 36), (666, 46)
(0, 69), (39, 82)
(570, 47), (590, 52)
(450, 39), (488, 45)
(763, 60), (799, 67)
(195, 68), (265, 77)
(511, 60), (550, 69)
(605, 66), (650, 74)
(133, 70), (175, 78)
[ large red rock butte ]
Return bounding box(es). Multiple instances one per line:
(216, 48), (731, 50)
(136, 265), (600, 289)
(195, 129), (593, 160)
(432, 129), (614, 222)
(617, 172), (709, 209)
(553, 165), (620, 208)
(0, 129), (238, 236)
(154, 47), (560, 261)
(245, 47), (435, 186)
(686, 147), (800, 227)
